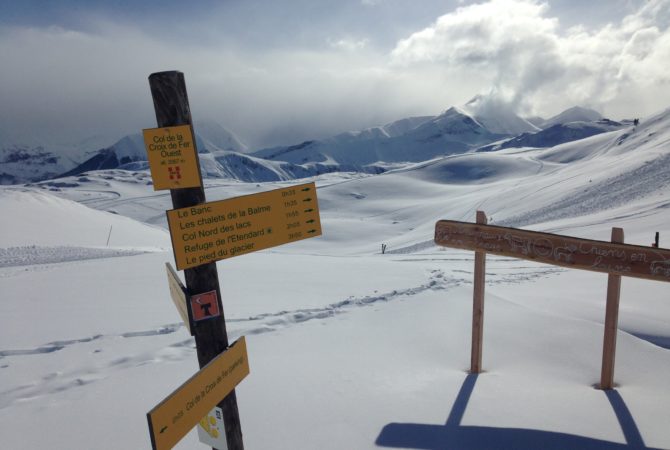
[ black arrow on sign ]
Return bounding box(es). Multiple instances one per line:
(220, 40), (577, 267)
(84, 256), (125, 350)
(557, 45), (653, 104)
(301, 187), (311, 192)
(160, 426), (168, 434)
(304, 208), (314, 213)
(305, 219), (315, 224)
(302, 198), (312, 202)
(307, 229), (318, 234)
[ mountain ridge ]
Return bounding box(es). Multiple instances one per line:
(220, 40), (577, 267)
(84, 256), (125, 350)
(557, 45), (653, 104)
(1, 104), (635, 185)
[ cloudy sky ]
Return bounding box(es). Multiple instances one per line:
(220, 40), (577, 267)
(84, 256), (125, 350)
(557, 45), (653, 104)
(1, 0), (669, 149)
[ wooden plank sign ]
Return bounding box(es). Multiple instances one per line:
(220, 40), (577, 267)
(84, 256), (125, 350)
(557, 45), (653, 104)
(435, 220), (670, 282)
(147, 337), (249, 450)
(165, 263), (192, 334)
(143, 125), (202, 190)
(167, 182), (322, 270)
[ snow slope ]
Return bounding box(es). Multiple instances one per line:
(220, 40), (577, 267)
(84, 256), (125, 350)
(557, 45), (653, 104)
(1, 108), (670, 450)
(0, 188), (169, 249)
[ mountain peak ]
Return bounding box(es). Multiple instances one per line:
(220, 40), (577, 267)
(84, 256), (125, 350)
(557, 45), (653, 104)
(462, 95), (540, 135)
(193, 119), (248, 153)
(541, 106), (602, 129)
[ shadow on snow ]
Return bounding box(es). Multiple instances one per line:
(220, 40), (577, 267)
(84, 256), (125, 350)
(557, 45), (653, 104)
(375, 374), (659, 450)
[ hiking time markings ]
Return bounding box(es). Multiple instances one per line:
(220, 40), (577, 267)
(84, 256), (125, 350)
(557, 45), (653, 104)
(167, 182), (322, 270)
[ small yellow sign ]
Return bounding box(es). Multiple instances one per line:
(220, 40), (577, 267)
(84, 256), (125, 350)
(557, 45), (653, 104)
(143, 124), (202, 190)
(166, 182), (322, 270)
(147, 337), (249, 450)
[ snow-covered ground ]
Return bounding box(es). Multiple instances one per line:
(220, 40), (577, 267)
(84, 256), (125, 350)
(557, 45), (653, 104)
(1, 110), (670, 449)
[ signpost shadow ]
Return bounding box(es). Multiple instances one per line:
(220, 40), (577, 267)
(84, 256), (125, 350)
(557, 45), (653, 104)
(375, 374), (660, 450)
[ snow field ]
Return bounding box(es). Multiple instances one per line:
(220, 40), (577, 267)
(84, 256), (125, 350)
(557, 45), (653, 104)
(2, 107), (670, 449)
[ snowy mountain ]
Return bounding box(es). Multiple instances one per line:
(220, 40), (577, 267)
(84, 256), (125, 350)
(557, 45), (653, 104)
(0, 140), (100, 185)
(58, 132), (380, 184)
(0, 120), (248, 185)
(252, 107), (505, 168)
(540, 106), (603, 129)
(462, 94), (540, 135)
(0, 124), (136, 185)
(194, 119), (248, 153)
(3, 104), (620, 186)
(252, 101), (610, 171)
(57, 120), (280, 181)
(477, 119), (625, 152)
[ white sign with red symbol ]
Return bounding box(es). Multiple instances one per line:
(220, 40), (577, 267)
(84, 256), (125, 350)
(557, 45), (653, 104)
(190, 290), (221, 322)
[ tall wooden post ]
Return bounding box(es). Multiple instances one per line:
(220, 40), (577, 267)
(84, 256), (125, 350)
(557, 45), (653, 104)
(470, 211), (488, 373)
(600, 227), (624, 390)
(148, 71), (244, 449)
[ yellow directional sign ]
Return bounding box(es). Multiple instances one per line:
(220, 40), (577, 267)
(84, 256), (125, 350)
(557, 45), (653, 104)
(143, 124), (202, 190)
(167, 182), (322, 270)
(147, 337), (249, 450)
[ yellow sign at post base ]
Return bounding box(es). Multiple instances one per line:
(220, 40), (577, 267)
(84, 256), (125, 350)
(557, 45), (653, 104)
(146, 336), (249, 450)
(167, 182), (322, 270)
(143, 124), (202, 190)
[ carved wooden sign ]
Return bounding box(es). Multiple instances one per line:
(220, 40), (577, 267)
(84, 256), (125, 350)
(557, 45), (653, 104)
(435, 220), (670, 282)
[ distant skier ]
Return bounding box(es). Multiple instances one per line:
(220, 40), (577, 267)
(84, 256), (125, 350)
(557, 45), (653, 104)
(633, 118), (640, 126)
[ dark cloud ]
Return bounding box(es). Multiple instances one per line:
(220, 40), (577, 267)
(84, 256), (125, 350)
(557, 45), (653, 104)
(0, 0), (667, 151)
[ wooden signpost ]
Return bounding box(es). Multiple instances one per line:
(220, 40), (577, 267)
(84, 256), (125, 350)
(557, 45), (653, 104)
(435, 212), (670, 389)
(434, 218), (670, 282)
(145, 71), (244, 450)
(144, 71), (323, 449)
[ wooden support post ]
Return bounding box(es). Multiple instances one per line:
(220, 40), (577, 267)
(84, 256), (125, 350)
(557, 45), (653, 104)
(148, 71), (244, 450)
(600, 227), (624, 390)
(471, 211), (487, 373)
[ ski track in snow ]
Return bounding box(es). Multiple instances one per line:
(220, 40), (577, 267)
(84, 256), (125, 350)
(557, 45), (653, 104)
(0, 246), (152, 268)
(0, 266), (568, 409)
(0, 265), (563, 360)
(229, 268), (464, 334)
(0, 335), (195, 410)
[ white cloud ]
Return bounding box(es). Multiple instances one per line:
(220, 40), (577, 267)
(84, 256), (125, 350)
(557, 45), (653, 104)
(390, 0), (670, 118)
(327, 37), (370, 51)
